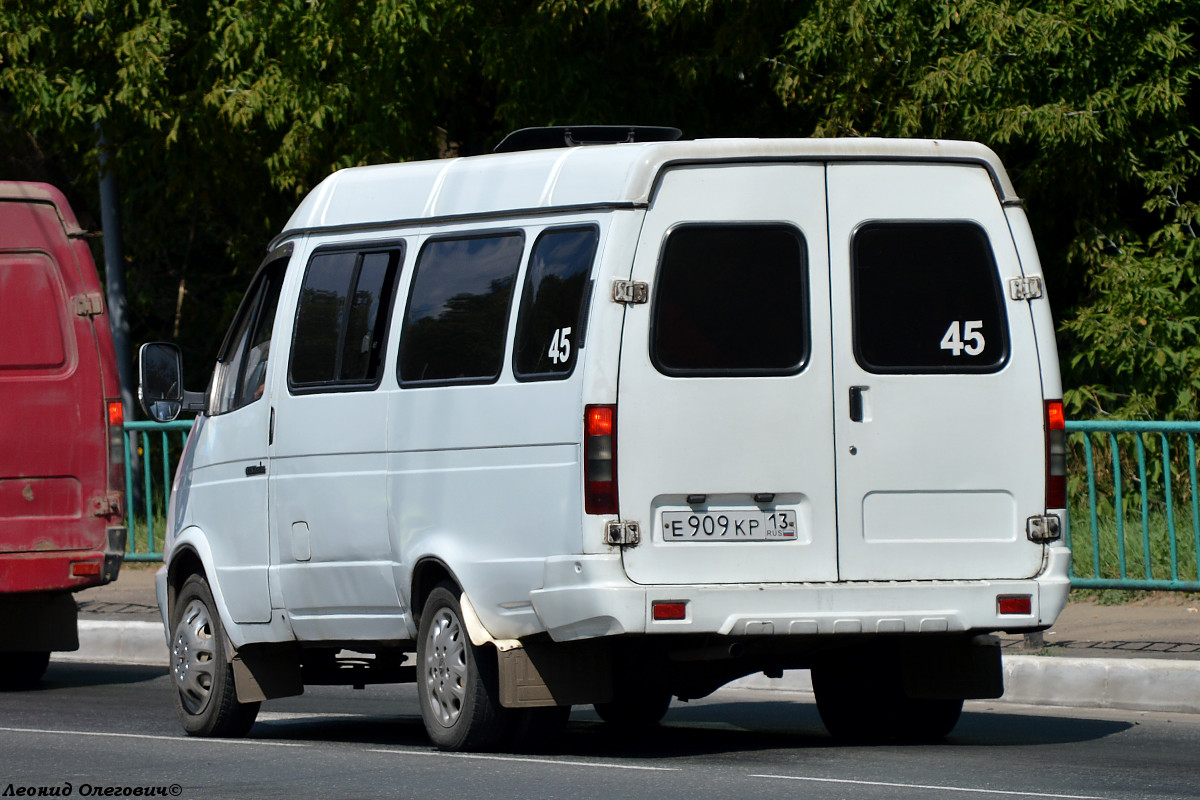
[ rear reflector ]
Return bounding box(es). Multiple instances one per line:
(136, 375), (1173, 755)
(1046, 400), (1066, 509)
(107, 400), (124, 427)
(71, 562), (102, 577)
(998, 595), (1032, 615)
(652, 601), (687, 621)
(584, 404), (618, 515)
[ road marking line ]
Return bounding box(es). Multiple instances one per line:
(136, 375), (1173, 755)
(369, 749), (680, 771)
(0, 726), (308, 748)
(749, 773), (1110, 799)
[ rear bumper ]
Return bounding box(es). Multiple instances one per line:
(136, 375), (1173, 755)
(529, 544), (1072, 643)
(0, 528), (125, 594)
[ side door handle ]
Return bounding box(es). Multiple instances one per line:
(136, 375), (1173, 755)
(245, 464), (267, 477)
(849, 386), (866, 422)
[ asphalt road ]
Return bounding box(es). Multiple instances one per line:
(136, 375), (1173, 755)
(2, 662), (1198, 800)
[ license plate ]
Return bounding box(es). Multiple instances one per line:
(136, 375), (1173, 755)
(661, 509), (798, 542)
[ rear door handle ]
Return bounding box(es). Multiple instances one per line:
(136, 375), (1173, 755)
(849, 386), (865, 422)
(245, 464), (266, 477)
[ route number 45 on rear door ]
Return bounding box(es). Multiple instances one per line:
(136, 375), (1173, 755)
(940, 320), (985, 357)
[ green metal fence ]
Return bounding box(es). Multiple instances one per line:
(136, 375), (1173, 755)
(1066, 420), (1200, 591)
(120, 418), (1200, 590)
(122, 420), (192, 562)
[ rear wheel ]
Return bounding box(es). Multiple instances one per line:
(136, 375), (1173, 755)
(0, 651), (50, 690)
(812, 660), (962, 743)
(417, 583), (511, 751)
(594, 680), (672, 728)
(171, 575), (260, 737)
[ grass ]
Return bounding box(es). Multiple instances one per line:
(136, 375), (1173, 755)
(126, 512), (167, 557)
(1066, 502), (1200, 588)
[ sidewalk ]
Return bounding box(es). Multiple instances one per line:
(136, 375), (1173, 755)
(63, 564), (1200, 714)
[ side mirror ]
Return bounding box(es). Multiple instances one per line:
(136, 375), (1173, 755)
(138, 343), (186, 422)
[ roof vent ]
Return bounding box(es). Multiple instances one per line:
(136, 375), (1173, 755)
(494, 125), (683, 154)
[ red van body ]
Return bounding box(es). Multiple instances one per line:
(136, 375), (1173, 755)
(0, 182), (126, 686)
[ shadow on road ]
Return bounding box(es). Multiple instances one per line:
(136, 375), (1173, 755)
(244, 699), (1135, 759)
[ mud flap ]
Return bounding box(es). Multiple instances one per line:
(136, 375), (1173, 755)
(901, 634), (1003, 700)
(231, 643), (303, 703)
(498, 639), (613, 708)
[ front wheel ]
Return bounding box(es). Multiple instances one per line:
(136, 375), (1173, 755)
(170, 575), (259, 737)
(416, 584), (511, 751)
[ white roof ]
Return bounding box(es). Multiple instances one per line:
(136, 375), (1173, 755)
(273, 138), (1017, 247)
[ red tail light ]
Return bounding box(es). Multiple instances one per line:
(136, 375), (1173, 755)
(1046, 400), (1066, 509)
(107, 399), (126, 496)
(585, 404), (618, 515)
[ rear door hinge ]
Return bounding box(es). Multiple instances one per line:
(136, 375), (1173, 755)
(1008, 277), (1044, 301)
(605, 520), (641, 547)
(89, 490), (124, 518)
(612, 280), (648, 305)
(72, 292), (106, 317)
(1026, 514), (1062, 543)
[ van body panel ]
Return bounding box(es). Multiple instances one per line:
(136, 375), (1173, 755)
(1003, 207), (1064, 401)
(0, 182), (122, 609)
(827, 164), (1046, 580)
(276, 139), (1019, 248)
(191, 406), (273, 623)
(618, 164), (837, 585)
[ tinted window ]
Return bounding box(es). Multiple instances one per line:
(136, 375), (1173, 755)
(651, 225), (808, 376)
(398, 233), (523, 385)
(513, 227), (598, 380)
(213, 259), (287, 414)
(852, 222), (1008, 373)
(289, 246), (402, 390)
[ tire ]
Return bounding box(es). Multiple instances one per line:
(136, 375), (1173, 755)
(812, 660), (963, 743)
(509, 705), (572, 752)
(170, 575), (260, 737)
(0, 651), (50, 690)
(593, 681), (672, 728)
(416, 583), (511, 751)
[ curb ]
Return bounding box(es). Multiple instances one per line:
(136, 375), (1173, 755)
(53, 620), (168, 666)
(57, 620), (1200, 715)
(718, 655), (1200, 715)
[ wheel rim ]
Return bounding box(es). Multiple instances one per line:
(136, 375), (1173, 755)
(423, 607), (468, 728)
(173, 598), (217, 715)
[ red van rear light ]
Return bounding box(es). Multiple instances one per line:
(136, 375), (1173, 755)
(585, 404), (618, 515)
(107, 398), (126, 496)
(1046, 400), (1066, 509)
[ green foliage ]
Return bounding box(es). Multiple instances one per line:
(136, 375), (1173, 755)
(1, 0), (1198, 421)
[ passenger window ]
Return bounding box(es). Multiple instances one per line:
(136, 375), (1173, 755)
(651, 225), (809, 376)
(513, 227), (598, 380)
(289, 246), (402, 390)
(851, 222), (1008, 373)
(398, 233), (524, 385)
(213, 259), (287, 414)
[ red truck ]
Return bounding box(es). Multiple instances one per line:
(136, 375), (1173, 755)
(0, 182), (126, 687)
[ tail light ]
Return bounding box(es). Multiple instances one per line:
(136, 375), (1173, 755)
(1046, 400), (1066, 509)
(584, 404), (618, 515)
(107, 399), (127, 497)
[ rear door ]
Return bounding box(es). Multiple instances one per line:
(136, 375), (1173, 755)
(827, 163), (1046, 580)
(0, 195), (107, 558)
(617, 164), (837, 585)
